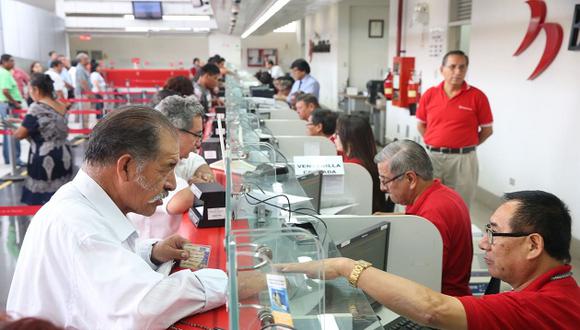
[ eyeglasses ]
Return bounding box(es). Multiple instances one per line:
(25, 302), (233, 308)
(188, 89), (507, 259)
(379, 172), (405, 186)
(179, 128), (203, 138)
(484, 223), (533, 245)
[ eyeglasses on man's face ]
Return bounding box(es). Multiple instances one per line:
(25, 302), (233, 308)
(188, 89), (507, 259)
(379, 172), (405, 186)
(179, 128), (203, 139)
(484, 223), (533, 245)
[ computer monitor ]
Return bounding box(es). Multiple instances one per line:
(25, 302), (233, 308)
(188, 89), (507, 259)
(132, 1), (163, 19)
(250, 87), (275, 98)
(297, 171), (323, 214)
(336, 221), (390, 306)
(336, 221), (390, 273)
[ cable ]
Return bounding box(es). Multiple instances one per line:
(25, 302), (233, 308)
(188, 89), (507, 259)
(244, 193), (328, 244)
(244, 192), (292, 223)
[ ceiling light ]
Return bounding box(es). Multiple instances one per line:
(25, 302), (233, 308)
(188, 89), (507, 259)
(241, 0), (291, 39)
(193, 27), (210, 33)
(163, 15), (210, 21)
(124, 14), (135, 20)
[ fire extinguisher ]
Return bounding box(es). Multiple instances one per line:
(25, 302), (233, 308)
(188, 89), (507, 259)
(383, 69), (393, 100)
(407, 70), (421, 104)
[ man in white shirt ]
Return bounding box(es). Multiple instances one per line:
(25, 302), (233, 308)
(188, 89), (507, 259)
(45, 60), (67, 101)
(129, 95), (215, 239)
(7, 106), (227, 329)
(265, 60), (284, 79)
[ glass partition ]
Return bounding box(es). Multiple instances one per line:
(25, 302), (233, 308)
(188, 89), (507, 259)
(223, 69), (381, 330)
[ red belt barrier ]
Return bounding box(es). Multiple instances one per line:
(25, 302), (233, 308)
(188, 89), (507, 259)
(64, 98), (151, 103)
(0, 130), (12, 135)
(68, 110), (102, 115)
(68, 128), (93, 134)
(82, 91), (156, 96)
(0, 205), (42, 216)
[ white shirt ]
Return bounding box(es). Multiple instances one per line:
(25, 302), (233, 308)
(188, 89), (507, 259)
(175, 152), (207, 181)
(128, 176), (189, 239)
(68, 66), (77, 88)
(268, 65), (285, 79)
(90, 71), (106, 93)
(45, 69), (66, 96)
(7, 170), (227, 330)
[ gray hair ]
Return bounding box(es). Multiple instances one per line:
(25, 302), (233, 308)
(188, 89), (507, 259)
(155, 95), (204, 131)
(374, 140), (433, 180)
(76, 52), (89, 61)
(84, 105), (178, 167)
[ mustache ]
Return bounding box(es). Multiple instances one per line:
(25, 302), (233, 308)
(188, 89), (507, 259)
(148, 190), (169, 203)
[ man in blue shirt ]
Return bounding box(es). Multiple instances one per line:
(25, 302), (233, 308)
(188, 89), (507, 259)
(287, 58), (320, 104)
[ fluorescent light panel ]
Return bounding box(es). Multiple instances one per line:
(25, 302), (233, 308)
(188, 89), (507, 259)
(241, 0), (292, 39)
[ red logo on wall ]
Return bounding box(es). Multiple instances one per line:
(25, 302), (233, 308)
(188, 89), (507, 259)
(514, 0), (563, 80)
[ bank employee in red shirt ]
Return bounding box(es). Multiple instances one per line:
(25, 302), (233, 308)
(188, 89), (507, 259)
(282, 190), (580, 329)
(376, 139), (472, 296)
(416, 50), (493, 208)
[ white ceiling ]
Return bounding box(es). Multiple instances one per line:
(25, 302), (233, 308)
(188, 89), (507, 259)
(17, 0), (344, 37)
(211, 0), (342, 36)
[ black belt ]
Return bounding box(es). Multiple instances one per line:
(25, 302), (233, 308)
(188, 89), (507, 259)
(426, 145), (476, 154)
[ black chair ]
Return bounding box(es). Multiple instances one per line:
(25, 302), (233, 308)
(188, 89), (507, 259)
(485, 277), (501, 295)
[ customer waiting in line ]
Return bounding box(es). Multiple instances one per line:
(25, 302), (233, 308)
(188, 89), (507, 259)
(1, 54), (24, 167)
(129, 95), (213, 239)
(45, 60), (67, 102)
(193, 63), (221, 113)
(334, 114), (393, 213)
(90, 61), (107, 119)
(150, 75), (194, 107)
(306, 108), (338, 139)
(13, 73), (72, 205)
(7, 107), (228, 329)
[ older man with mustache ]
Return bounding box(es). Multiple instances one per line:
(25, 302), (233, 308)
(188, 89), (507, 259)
(7, 106), (227, 329)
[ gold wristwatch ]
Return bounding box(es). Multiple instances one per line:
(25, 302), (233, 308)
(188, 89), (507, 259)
(348, 260), (372, 288)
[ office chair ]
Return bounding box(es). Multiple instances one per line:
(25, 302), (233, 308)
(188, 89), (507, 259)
(485, 277), (501, 295)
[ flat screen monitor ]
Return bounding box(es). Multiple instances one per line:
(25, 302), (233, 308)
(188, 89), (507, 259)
(336, 221), (390, 306)
(336, 221), (390, 273)
(250, 87), (275, 98)
(132, 1), (163, 19)
(297, 171), (323, 214)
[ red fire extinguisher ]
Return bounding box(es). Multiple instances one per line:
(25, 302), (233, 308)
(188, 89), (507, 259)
(407, 70), (421, 104)
(384, 69), (393, 100)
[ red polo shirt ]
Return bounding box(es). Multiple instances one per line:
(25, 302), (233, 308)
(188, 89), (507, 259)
(405, 180), (472, 296)
(416, 81), (493, 148)
(457, 265), (580, 329)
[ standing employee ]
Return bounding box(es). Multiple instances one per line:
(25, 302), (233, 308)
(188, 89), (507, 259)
(416, 50), (493, 207)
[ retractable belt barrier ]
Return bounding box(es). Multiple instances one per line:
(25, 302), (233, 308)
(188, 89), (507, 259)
(0, 205), (42, 216)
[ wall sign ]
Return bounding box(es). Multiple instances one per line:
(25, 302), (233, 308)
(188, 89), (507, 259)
(514, 0), (563, 80)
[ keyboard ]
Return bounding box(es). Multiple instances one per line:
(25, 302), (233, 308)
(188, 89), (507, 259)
(383, 316), (435, 329)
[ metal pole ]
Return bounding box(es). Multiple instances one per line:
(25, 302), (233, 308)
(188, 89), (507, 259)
(4, 133), (25, 181)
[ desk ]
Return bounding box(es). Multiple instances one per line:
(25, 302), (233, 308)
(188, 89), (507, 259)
(365, 101), (387, 145)
(339, 93), (368, 114)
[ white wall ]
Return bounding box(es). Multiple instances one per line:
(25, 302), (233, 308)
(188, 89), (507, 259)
(68, 35), (209, 68)
(208, 32), (242, 68)
(384, 0), (580, 240)
(304, 4), (340, 108)
(0, 0), (66, 61)
(348, 4), (389, 90)
(303, 0), (389, 109)
(240, 31), (300, 74)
